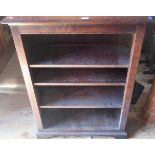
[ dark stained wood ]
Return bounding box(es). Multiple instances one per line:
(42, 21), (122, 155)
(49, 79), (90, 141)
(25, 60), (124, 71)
(34, 83), (125, 87)
(21, 33), (132, 46)
(10, 26), (43, 129)
(3, 17), (146, 138)
(41, 109), (120, 130)
(18, 25), (136, 34)
(1, 16), (147, 25)
(37, 129), (127, 138)
(22, 33), (132, 68)
(32, 68), (127, 86)
(28, 44), (130, 68)
(37, 87), (123, 108)
(119, 25), (146, 129)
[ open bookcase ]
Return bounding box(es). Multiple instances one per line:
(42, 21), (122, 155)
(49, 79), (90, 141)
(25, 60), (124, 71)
(2, 17), (146, 138)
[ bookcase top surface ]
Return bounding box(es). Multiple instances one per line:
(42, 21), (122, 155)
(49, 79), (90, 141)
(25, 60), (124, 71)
(1, 16), (147, 26)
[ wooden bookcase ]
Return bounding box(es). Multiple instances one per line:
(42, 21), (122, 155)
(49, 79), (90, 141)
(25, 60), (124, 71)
(1, 17), (146, 138)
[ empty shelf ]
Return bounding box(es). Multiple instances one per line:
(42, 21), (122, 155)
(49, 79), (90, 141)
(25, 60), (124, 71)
(29, 44), (130, 68)
(42, 109), (120, 130)
(38, 87), (124, 108)
(32, 68), (127, 86)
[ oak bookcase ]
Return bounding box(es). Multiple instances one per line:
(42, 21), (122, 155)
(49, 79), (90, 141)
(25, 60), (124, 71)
(1, 16), (146, 138)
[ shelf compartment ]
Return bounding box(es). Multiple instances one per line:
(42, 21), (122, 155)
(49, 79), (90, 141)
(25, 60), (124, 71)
(22, 34), (132, 68)
(29, 44), (130, 68)
(32, 68), (127, 86)
(37, 86), (124, 108)
(41, 109), (120, 130)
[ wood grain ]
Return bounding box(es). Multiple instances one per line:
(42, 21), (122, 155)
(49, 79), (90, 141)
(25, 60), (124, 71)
(10, 26), (43, 129)
(4, 17), (146, 138)
(18, 25), (136, 34)
(119, 25), (146, 129)
(28, 44), (130, 68)
(1, 16), (147, 25)
(32, 68), (127, 86)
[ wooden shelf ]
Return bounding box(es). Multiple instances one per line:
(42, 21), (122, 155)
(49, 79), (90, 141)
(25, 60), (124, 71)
(35, 83), (126, 86)
(7, 17), (146, 138)
(32, 68), (127, 86)
(29, 44), (130, 68)
(42, 109), (120, 130)
(38, 87), (124, 108)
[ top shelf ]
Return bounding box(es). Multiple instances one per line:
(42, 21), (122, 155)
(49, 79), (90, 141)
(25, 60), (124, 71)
(28, 44), (130, 68)
(1, 16), (147, 26)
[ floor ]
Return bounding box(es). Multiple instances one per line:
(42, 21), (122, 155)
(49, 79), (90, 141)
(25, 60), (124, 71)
(0, 52), (155, 139)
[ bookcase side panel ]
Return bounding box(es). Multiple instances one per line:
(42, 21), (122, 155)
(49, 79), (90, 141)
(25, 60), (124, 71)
(10, 26), (43, 129)
(119, 24), (146, 130)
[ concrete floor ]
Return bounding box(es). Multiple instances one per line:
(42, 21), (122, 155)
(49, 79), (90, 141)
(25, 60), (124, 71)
(0, 52), (155, 138)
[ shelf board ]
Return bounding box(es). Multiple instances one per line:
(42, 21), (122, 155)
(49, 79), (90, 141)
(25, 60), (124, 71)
(30, 64), (129, 68)
(34, 83), (126, 86)
(38, 87), (124, 108)
(29, 44), (130, 68)
(42, 109), (120, 130)
(32, 68), (127, 86)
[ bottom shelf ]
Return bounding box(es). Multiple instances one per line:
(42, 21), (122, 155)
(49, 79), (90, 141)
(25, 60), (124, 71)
(41, 109), (121, 131)
(37, 129), (127, 138)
